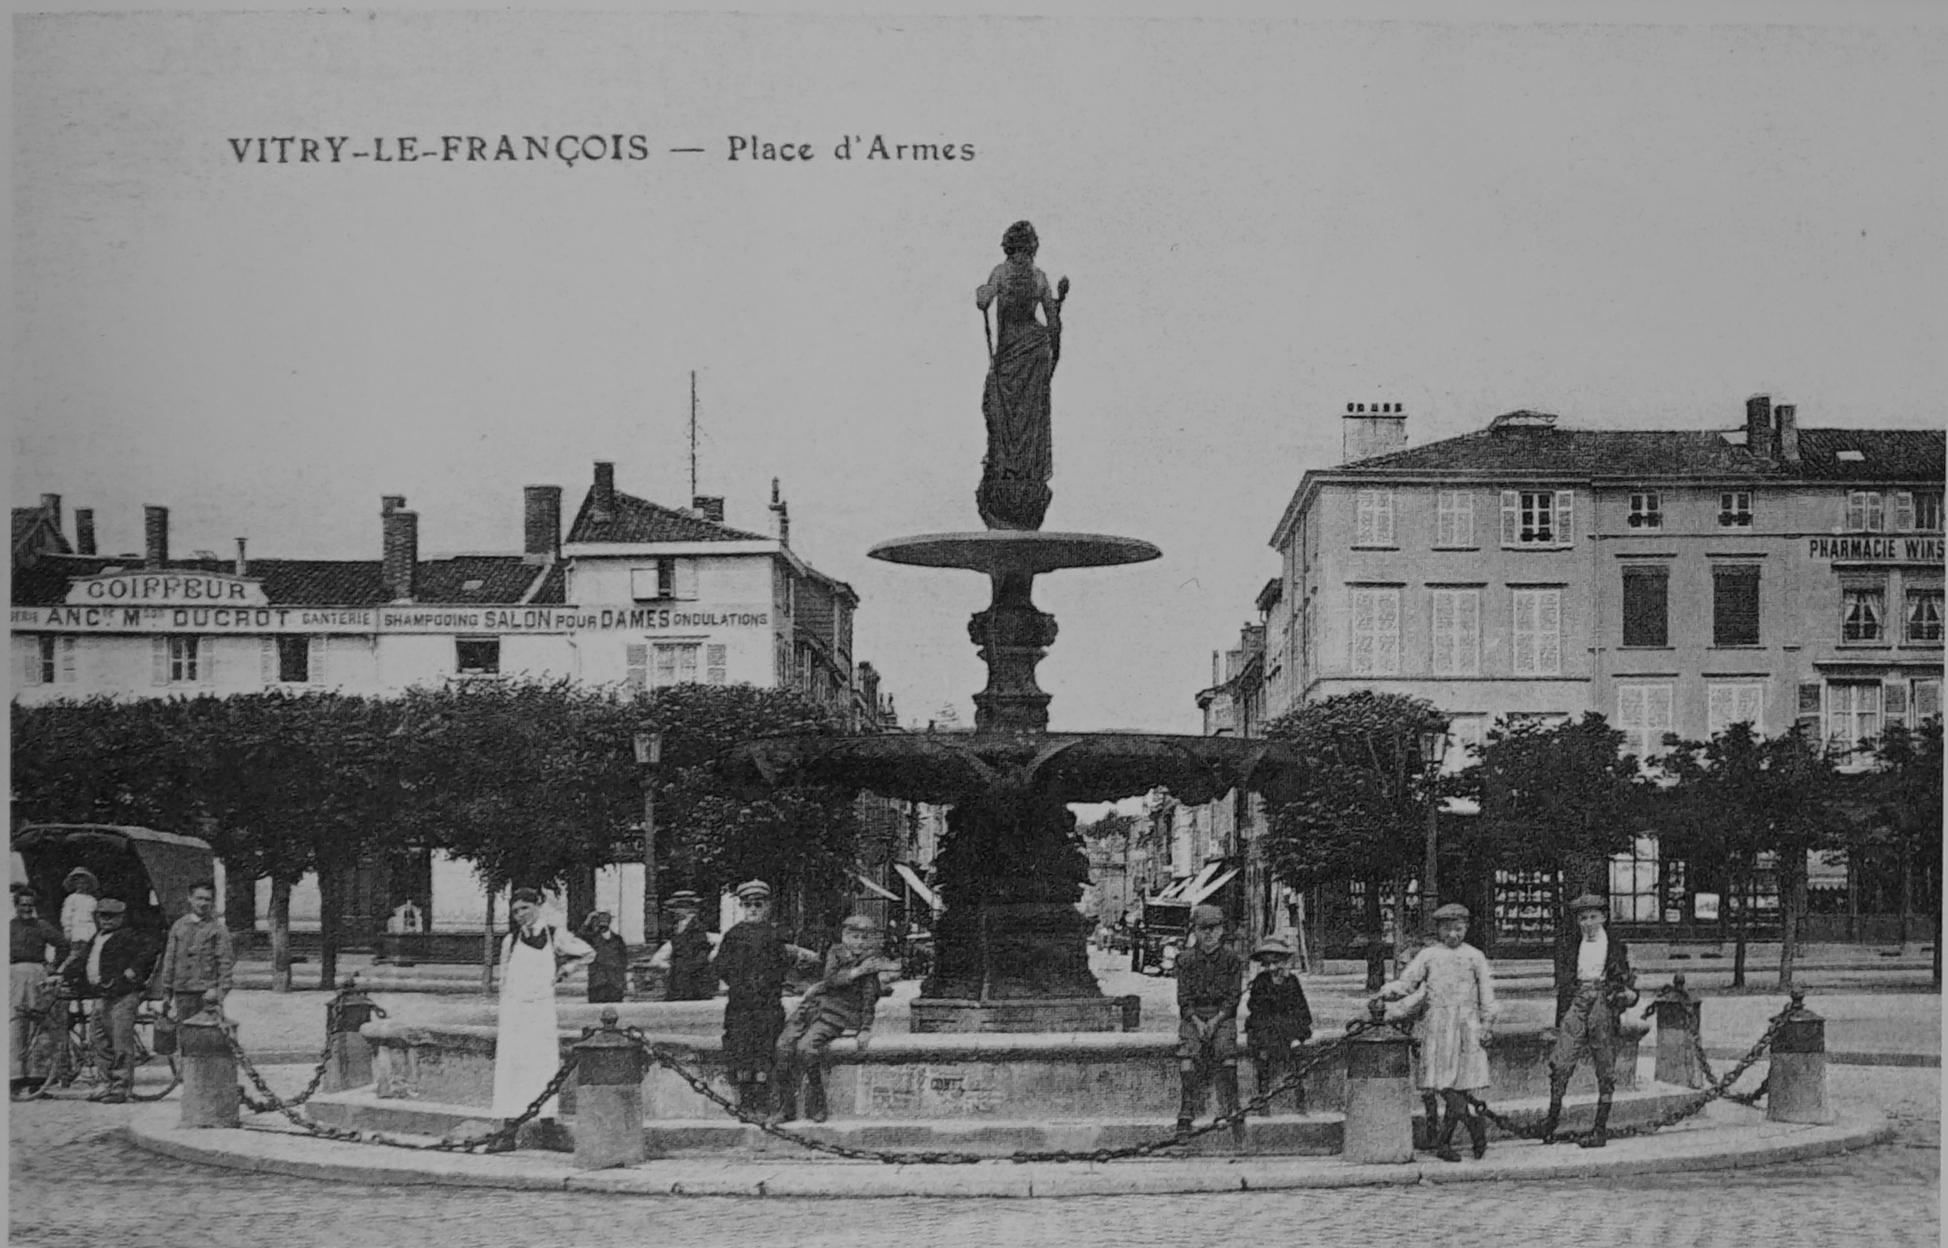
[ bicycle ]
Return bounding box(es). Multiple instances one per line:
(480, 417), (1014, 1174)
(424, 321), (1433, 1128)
(16, 984), (182, 1102)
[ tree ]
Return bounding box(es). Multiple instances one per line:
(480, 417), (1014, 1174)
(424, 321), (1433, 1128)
(1656, 722), (1846, 989)
(1262, 691), (1448, 989)
(1867, 717), (1944, 985)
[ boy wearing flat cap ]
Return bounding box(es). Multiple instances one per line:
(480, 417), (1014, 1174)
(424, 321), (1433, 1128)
(1243, 935), (1312, 1115)
(1174, 904), (1245, 1139)
(1378, 902), (1498, 1161)
(661, 890), (716, 1002)
(66, 898), (155, 1103)
(1541, 893), (1637, 1148)
(769, 913), (902, 1125)
(711, 881), (818, 1116)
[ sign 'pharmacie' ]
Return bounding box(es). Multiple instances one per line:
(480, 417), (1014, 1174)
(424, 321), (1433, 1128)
(17, 573), (770, 634)
(1807, 535), (1947, 563)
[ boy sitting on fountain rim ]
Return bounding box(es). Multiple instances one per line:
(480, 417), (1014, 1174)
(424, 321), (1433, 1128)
(767, 914), (903, 1126)
(1175, 904), (1245, 1141)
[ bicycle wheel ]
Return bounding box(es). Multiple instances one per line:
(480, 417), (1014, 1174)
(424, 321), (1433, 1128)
(18, 1008), (85, 1099)
(127, 1009), (182, 1102)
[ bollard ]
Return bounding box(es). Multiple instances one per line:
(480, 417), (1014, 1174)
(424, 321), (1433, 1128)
(323, 979), (381, 1093)
(1651, 973), (1705, 1089)
(178, 1013), (240, 1128)
(1341, 1004), (1416, 1164)
(1766, 991), (1830, 1124)
(572, 1008), (646, 1169)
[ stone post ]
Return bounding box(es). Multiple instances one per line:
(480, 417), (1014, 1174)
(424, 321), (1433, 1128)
(1765, 991), (1830, 1124)
(1651, 974), (1704, 1089)
(178, 1014), (240, 1128)
(572, 1009), (647, 1169)
(323, 980), (380, 1093)
(1341, 1007), (1415, 1164)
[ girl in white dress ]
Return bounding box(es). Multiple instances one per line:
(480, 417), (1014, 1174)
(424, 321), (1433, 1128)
(491, 888), (594, 1133)
(1379, 902), (1498, 1161)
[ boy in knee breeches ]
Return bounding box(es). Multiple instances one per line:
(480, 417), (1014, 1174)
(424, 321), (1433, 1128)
(1244, 935), (1312, 1116)
(1541, 893), (1638, 1149)
(1174, 904), (1245, 1140)
(767, 915), (901, 1125)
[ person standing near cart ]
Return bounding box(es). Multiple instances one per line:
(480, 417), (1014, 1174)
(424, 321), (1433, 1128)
(10, 886), (66, 1097)
(66, 899), (154, 1103)
(158, 881), (233, 1023)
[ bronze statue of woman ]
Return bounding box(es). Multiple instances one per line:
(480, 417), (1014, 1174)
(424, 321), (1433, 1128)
(975, 221), (1066, 531)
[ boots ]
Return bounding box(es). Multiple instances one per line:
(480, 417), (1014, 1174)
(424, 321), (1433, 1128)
(1578, 1090), (1612, 1149)
(1465, 1104), (1489, 1159)
(802, 1067), (828, 1124)
(1255, 1063), (1275, 1117)
(1433, 1110), (1462, 1162)
(1176, 1069), (1202, 1138)
(764, 1062), (797, 1126)
(1216, 1067), (1244, 1143)
(1539, 1073), (1569, 1144)
(1419, 1093), (1443, 1151)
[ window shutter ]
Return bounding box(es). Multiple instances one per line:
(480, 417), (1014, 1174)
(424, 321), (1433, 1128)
(152, 637), (169, 686)
(59, 637), (76, 683)
(675, 560), (699, 601)
(1884, 682), (1908, 719)
(1501, 491), (1519, 545)
(1647, 685), (1673, 753)
(22, 643), (41, 686)
(1618, 684), (1644, 729)
(1456, 492), (1474, 546)
(1350, 590), (1374, 673)
(1378, 491), (1395, 546)
(260, 637), (276, 684)
(1375, 590), (1399, 674)
(1431, 591), (1454, 674)
(1707, 684), (1734, 735)
(625, 643), (648, 691)
(200, 638), (214, 685)
(1458, 590), (1479, 675)
(1796, 681), (1823, 737)
(1894, 492), (1916, 532)
(1914, 680), (1942, 720)
(309, 636), (328, 685)
(1555, 491), (1574, 546)
(1537, 591), (1562, 674)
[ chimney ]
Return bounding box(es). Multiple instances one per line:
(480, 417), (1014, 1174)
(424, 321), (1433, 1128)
(144, 506), (169, 565)
(523, 485), (562, 564)
(1775, 403), (1801, 465)
(591, 462), (616, 523)
(382, 496), (418, 601)
(234, 538), (248, 577)
(40, 494), (61, 535)
(692, 495), (726, 525)
(768, 478), (790, 546)
(74, 509), (96, 556)
(1745, 394), (1774, 461)
(1341, 402), (1410, 464)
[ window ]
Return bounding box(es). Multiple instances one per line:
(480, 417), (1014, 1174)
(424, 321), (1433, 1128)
(21, 636), (75, 685)
(1707, 682), (1765, 737)
(1616, 683), (1674, 763)
(1354, 489), (1395, 546)
(1429, 589), (1480, 675)
(1435, 491), (1474, 547)
(630, 559), (698, 601)
(1620, 566), (1669, 647)
(152, 636), (203, 685)
(1501, 490), (1574, 547)
(1719, 491), (1754, 528)
(1913, 678), (1942, 723)
(1712, 566), (1761, 646)
(1844, 491), (1885, 532)
(1627, 492), (1662, 529)
(1609, 835), (1661, 922)
(262, 635), (318, 683)
(1892, 490), (1944, 533)
(1825, 682), (1881, 760)
(1349, 587), (1400, 675)
(1906, 588), (1943, 642)
(706, 643), (728, 685)
(1511, 588), (1562, 675)
(1841, 586), (1886, 642)
(654, 642), (700, 689)
(455, 637), (500, 675)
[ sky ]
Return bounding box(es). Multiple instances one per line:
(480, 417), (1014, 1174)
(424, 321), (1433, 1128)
(10, 5), (1946, 737)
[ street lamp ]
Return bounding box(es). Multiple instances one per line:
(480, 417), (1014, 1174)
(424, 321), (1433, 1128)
(1419, 728), (1449, 920)
(634, 731), (662, 948)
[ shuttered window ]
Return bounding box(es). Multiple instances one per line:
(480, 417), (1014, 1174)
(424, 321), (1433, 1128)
(1435, 491), (1474, 547)
(1707, 682), (1765, 737)
(1511, 589), (1562, 675)
(1621, 567), (1669, 648)
(1501, 491), (1574, 546)
(1429, 589), (1479, 675)
(1616, 683), (1674, 762)
(1349, 588), (1400, 675)
(1712, 566), (1761, 646)
(1354, 490), (1395, 546)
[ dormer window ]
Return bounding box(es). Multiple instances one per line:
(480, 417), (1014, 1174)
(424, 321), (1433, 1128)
(461, 579), (485, 592)
(1626, 492), (1663, 529)
(631, 558), (698, 601)
(1836, 449), (1866, 463)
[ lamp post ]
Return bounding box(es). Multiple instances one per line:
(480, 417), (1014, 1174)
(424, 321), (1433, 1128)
(634, 731), (662, 948)
(1419, 728), (1449, 921)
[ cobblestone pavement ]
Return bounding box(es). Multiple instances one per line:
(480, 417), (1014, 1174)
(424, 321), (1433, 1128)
(9, 1065), (1935, 1248)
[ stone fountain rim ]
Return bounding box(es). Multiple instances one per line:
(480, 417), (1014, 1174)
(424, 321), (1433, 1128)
(868, 530), (1161, 575)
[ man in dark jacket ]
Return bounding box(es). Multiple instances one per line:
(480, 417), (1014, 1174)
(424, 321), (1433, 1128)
(662, 891), (716, 1002)
(1540, 892), (1638, 1148)
(66, 899), (156, 1103)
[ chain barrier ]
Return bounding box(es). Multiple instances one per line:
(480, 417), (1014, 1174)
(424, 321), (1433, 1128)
(223, 1009), (580, 1155)
(1463, 998), (1793, 1146)
(629, 1019), (1399, 1166)
(237, 978), (384, 1115)
(1693, 1030), (1769, 1109)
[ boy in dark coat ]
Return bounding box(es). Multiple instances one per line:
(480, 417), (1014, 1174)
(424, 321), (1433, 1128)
(1540, 893), (1638, 1148)
(1243, 935), (1312, 1115)
(710, 880), (815, 1116)
(662, 891), (716, 1001)
(767, 914), (901, 1125)
(1174, 904), (1245, 1140)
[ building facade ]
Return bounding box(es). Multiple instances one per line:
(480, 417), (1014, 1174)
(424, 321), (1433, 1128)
(1250, 396), (1942, 952)
(12, 464), (898, 946)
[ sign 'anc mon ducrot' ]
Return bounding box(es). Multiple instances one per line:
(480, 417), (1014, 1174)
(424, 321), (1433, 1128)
(12, 601), (770, 634)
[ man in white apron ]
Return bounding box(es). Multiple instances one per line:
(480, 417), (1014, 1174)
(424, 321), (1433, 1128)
(491, 888), (593, 1134)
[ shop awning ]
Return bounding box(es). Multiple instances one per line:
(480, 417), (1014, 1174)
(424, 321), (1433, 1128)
(1185, 867), (1239, 908)
(854, 873), (901, 903)
(892, 862), (941, 911)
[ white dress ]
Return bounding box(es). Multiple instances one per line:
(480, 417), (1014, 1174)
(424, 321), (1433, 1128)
(1385, 942), (1497, 1092)
(491, 925), (592, 1119)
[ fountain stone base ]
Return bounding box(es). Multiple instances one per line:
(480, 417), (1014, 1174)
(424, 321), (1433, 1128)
(909, 996), (1140, 1034)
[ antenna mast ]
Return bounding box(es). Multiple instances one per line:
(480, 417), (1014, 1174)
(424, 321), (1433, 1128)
(689, 371), (698, 499)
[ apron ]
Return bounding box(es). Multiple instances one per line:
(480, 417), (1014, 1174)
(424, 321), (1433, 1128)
(491, 928), (564, 1118)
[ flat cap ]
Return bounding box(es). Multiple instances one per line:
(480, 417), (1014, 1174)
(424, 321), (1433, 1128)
(1567, 893), (1608, 914)
(1191, 904), (1225, 927)
(841, 914), (881, 932)
(734, 880), (771, 901)
(665, 890), (702, 910)
(1431, 902), (1471, 921)
(1251, 935), (1295, 960)
(94, 898), (127, 915)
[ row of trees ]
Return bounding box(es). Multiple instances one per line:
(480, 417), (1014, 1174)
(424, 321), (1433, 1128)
(1260, 692), (1942, 989)
(11, 681), (863, 989)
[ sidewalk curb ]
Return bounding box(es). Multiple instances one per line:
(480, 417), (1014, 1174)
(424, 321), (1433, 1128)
(124, 1107), (1895, 1198)
(1704, 1048), (1940, 1070)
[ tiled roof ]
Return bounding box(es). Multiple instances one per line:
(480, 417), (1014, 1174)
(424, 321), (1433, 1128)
(566, 487), (770, 544)
(11, 555), (551, 608)
(1338, 422), (1944, 483)
(12, 508), (71, 558)
(527, 560), (567, 604)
